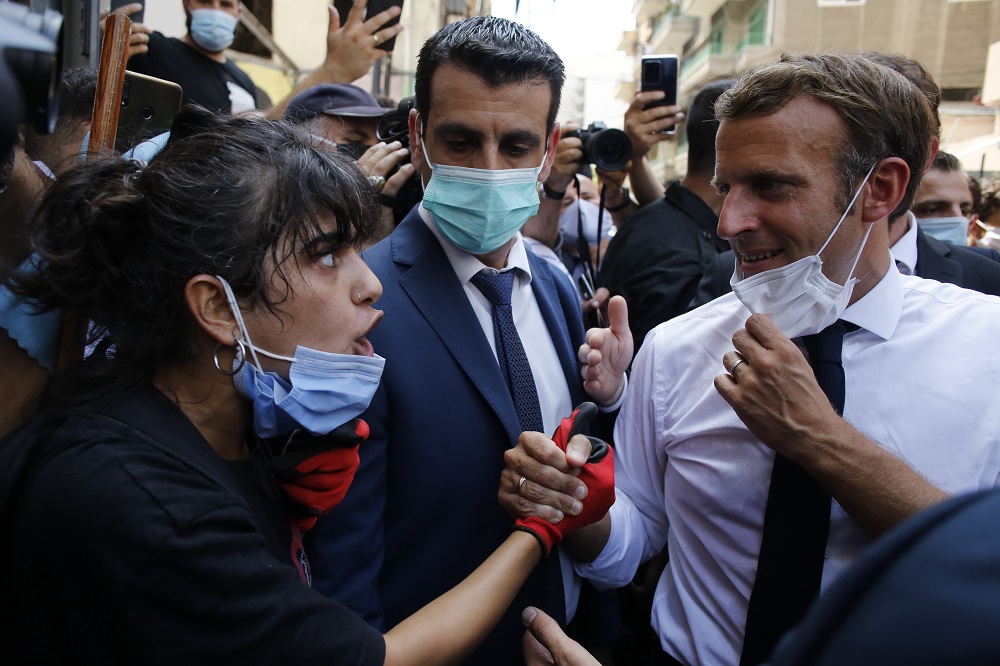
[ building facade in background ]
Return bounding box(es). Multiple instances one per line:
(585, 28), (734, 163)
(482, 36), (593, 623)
(622, 0), (1000, 180)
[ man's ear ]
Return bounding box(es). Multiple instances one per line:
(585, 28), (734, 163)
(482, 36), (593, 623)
(538, 122), (562, 183)
(185, 274), (238, 346)
(408, 109), (424, 171)
(862, 157), (909, 224)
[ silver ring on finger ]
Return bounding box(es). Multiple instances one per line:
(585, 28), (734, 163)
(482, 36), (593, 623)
(729, 358), (746, 383)
(518, 476), (527, 496)
(369, 175), (386, 192)
(373, 33), (381, 46)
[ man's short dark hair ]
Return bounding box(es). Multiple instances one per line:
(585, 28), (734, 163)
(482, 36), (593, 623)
(931, 150), (962, 173)
(686, 78), (734, 176)
(414, 16), (565, 136)
(862, 52), (941, 136)
(716, 52), (933, 220)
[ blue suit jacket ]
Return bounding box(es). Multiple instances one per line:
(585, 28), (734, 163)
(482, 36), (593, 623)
(769, 488), (1000, 665)
(306, 209), (589, 664)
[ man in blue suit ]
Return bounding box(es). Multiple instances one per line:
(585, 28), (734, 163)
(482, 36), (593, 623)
(306, 16), (631, 665)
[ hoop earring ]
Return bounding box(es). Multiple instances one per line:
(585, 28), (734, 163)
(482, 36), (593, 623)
(213, 339), (247, 376)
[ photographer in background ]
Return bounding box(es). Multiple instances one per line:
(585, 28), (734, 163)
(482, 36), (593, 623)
(283, 83), (417, 243)
(523, 119), (636, 314)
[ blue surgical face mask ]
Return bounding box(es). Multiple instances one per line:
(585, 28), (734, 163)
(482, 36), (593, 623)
(189, 8), (238, 53)
(217, 277), (385, 439)
(917, 216), (969, 246)
(420, 130), (544, 255)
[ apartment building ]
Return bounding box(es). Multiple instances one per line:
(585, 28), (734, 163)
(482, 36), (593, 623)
(623, 0), (1000, 180)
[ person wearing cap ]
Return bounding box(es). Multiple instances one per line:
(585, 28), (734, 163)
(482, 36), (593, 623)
(284, 83), (390, 158)
(285, 83), (417, 243)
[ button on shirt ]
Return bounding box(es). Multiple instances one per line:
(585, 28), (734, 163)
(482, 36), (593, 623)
(576, 256), (1000, 666)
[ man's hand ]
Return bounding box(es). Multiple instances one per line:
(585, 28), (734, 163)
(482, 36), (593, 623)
(544, 120), (584, 195)
(500, 430), (591, 524)
(100, 3), (151, 59)
(321, 0), (404, 84)
(624, 91), (684, 159)
(713, 314), (843, 460)
(356, 141), (415, 235)
(581, 286), (609, 323)
(522, 607), (601, 666)
(578, 295), (632, 406)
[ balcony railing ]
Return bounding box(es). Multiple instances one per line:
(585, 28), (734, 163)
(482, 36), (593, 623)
(680, 40), (725, 78)
(736, 31), (767, 53)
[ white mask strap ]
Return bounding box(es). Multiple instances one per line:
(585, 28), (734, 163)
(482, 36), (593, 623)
(216, 276), (295, 370)
(818, 162), (878, 257)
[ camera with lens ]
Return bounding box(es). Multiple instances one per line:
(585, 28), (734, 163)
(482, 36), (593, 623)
(375, 95), (423, 226)
(563, 121), (632, 172)
(0, 1), (63, 165)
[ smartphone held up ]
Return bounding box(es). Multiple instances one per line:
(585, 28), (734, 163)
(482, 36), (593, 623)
(641, 54), (679, 132)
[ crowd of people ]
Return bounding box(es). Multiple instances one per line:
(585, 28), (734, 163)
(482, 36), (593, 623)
(2, 0), (1000, 664)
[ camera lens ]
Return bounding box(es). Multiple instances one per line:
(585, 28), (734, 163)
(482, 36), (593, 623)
(587, 127), (631, 172)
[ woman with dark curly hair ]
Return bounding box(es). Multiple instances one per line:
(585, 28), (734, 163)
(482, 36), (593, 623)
(0, 108), (613, 665)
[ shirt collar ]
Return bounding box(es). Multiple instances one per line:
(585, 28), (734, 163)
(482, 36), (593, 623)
(841, 251), (903, 341)
(418, 204), (533, 285)
(888, 211), (919, 275)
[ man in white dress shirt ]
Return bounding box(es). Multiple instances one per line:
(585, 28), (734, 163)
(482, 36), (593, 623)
(502, 52), (1000, 666)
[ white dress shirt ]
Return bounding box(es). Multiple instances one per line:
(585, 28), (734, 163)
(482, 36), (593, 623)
(419, 206), (583, 615)
(577, 254), (1000, 665)
(889, 211), (920, 275)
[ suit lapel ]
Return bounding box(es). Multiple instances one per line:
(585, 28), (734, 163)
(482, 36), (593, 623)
(392, 215), (524, 443)
(916, 228), (963, 284)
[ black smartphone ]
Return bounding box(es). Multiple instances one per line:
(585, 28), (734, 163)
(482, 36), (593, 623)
(334, 0), (403, 52)
(115, 71), (182, 154)
(109, 0), (144, 24)
(641, 54), (679, 131)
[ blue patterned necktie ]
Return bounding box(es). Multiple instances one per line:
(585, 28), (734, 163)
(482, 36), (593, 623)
(470, 269), (544, 433)
(470, 268), (565, 625)
(740, 319), (856, 666)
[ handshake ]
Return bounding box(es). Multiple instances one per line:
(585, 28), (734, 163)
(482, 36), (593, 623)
(504, 402), (615, 556)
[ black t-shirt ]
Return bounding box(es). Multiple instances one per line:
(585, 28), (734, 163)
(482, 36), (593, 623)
(0, 387), (385, 665)
(129, 32), (258, 113)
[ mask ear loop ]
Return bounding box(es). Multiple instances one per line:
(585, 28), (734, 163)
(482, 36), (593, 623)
(216, 276), (265, 372)
(817, 162), (878, 258)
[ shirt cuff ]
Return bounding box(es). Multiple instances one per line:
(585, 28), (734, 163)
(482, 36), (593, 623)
(598, 373), (628, 412)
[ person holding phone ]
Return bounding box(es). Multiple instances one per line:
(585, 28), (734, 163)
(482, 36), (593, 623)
(597, 80), (734, 353)
(105, 0), (403, 115)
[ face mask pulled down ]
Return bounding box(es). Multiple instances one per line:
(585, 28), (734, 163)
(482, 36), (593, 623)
(217, 277), (385, 439)
(420, 135), (544, 255)
(730, 165), (876, 339)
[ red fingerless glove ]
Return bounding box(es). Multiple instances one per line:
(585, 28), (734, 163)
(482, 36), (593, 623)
(515, 402), (615, 556)
(270, 419), (369, 533)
